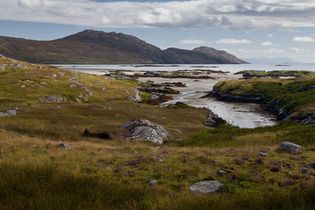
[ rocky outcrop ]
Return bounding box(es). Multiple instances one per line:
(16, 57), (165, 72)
(211, 87), (262, 103)
(279, 141), (301, 153)
(122, 119), (168, 144)
(0, 109), (17, 117)
(39, 96), (66, 103)
(189, 180), (223, 194)
(204, 112), (226, 127)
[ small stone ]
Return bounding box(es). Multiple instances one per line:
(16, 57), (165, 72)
(279, 141), (301, 153)
(189, 181), (223, 194)
(57, 143), (71, 149)
(306, 163), (315, 169)
(301, 167), (311, 174)
(270, 166), (281, 172)
(217, 170), (227, 176)
(259, 151), (268, 157)
(148, 179), (158, 186)
(256, 158), (264, 165)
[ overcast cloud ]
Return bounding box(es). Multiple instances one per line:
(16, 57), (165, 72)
(0, 0), (314, 29)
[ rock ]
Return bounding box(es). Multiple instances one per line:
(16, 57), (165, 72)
(39, 96), (66, 103)
(122, 119), (168, 144)
(57, 143), (71, 149)
(279, 141), (301, 153)
(259, 151), (268, 157)
(0, 109), (17, 117)
(130, 89), (142, 102)
(82, 128), (111, 140)
(270, 165), (281, 172)
(204, 112), (226, 127)
(306, 163), (315, 169)
(148, 179), (158, 186)
(301, 167), (311, 174)
(256, 158), (264, 165)
(189, 181), (223, 194)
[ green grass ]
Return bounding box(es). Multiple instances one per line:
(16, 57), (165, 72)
(214, 76), (315, 118)
(181, 122), (315, 147)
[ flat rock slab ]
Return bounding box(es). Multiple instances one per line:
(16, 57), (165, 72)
(279, 141), (301, 153)
(0, 109), (17, 117)
(189, 181), (223, 194)
(122, 119), (168, 144)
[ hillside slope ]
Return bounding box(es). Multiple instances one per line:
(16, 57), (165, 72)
(0, 30), (246, 64)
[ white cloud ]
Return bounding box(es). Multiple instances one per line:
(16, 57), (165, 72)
(268, 33), (273, 38)
(262, 48), (284, 54)
(0, 0), (315, 29)
(261, 41), (274, 46)
(180, 38), (205, 45)
(216, 38), (251, 44)
(290, 48), (305, 53)
(293, 36), (315, 42)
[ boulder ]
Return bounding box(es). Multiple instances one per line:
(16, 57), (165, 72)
(122, 119), (168, 144)
(189, 181), (223, 194)
(204, 112), (226, 127)
(279, 141), (301, 153)
(0, 109), (17, 117)
(39, 96), (66, 103)
(57, 143), (71, 149)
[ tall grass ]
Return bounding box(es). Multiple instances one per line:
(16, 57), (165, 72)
(0, 164), (314, 210)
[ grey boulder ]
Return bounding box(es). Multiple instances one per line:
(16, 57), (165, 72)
(189, 181), (223, 194)
(122, 119), (168, 144)
(279, 141), (301, 153)
(0, 109), (17, 117)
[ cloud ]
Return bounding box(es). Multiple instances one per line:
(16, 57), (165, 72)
(293, 36), (315, 42)
(0, 0), (315, 29)
(216, 38), (251, 44)
(180, 38), (205, 45)
(261, 41), (274, 46)
(290, 48), (305, 53)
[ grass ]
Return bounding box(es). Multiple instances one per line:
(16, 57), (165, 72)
(0, 57), (314, 210)
(181, 122), (315, 147)
(213, 76), (315, 118)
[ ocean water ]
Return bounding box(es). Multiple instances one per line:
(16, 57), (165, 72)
(54, 63), (315, 75)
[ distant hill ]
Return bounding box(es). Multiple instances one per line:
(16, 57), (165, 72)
(0, 30), (246, 64)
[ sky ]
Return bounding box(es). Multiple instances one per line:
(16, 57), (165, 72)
(0, 0), (315, 63)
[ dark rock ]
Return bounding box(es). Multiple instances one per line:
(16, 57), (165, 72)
(256, 158), (264, 165)
(82, 128), (111, 140)
(270, 166), (281, 172)
(189, 180), (223, 194)
(204, 112), (226, 127)
(306, 163), (315, 169)
(301, 167), (311, 174)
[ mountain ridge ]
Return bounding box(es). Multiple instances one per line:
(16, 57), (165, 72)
(0, 30), (247, 64)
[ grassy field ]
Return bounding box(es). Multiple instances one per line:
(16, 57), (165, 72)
(0, 56), (314, 210)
